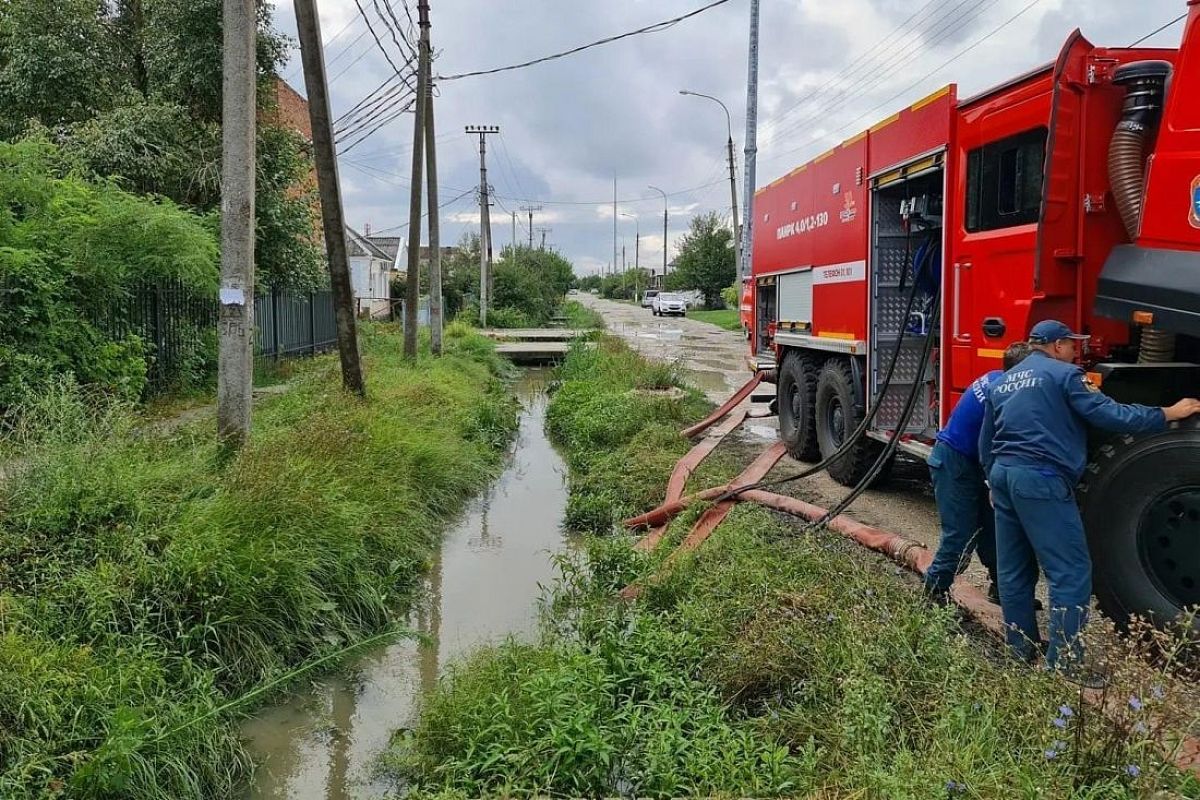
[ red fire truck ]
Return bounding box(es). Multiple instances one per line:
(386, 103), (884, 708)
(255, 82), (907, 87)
(747, 3), (1200, 630)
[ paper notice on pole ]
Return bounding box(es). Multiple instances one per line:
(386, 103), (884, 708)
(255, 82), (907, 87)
(220, 287), (246, 306)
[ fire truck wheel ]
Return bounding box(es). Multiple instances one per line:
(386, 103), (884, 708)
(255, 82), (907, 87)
(778, 352), (820, 462)
(815, 358), (881, 487)
(1079, 428), (1200, 633)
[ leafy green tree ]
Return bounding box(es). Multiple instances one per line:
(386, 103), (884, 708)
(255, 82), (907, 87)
(668, 211), (735, 307)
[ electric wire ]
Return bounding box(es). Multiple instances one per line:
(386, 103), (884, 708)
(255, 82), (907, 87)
(762, 0), (1001, 151)
(435, 0), (733, 81)
(1129, 12), (1188, 47)
(761, 0), (983, 148)
(762, 0), (1047, 168)
(337, 96), (417, 153)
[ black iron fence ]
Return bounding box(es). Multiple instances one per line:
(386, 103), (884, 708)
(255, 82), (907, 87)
(95, 281), (338, 391)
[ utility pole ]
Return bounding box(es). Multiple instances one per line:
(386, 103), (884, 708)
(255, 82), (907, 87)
(740, 0), (761, 283)
(295, 0), (367, 389)
(466, 125), (499, 325)
(511, 211), (517, 251)
(424, 7), (442, 356)
(537, 227), (551, 250)
(400, 0), (432, 357)
(217, 0), (257, 446)
(612, 174), (617, 283)
(520, 204), (541, 250)
(679, 90), (741, 277)
(648, 185), (668, 287)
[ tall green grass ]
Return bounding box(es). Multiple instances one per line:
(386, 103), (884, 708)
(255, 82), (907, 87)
(0, 323), (518, 799)
(544, 337), (709, 530)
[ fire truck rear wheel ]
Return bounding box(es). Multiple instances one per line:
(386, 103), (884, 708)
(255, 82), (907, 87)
(1079, 428), (1200, 634)
(815, 358), (881, 487)
(778, 352), (820, 462)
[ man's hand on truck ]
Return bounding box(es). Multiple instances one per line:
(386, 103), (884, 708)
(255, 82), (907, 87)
(1164, 398), (1200, 422)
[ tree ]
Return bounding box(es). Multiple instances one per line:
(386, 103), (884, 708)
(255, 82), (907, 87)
(668, 211), (735, 307)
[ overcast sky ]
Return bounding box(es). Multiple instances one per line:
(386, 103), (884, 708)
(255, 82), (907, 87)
(270, 0), (1186, 276)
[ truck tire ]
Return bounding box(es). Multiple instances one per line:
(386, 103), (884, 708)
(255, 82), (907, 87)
(1078, 427), (1200, 633)
(778, 352), (820, 462)
(815, 358), (882, 487)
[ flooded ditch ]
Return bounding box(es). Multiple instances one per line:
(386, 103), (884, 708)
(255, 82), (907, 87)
(242, 369), (572, 799)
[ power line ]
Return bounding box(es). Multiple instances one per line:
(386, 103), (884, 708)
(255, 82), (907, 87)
(762, 0), (1047, 169)
(436, 0), (734, 81)
(762, 0), (956, 141)
(762, 0), (1000, 149)
(337, 96), (417, 153)
(335, 68), (416, 131)
(1129, 12), (1187, 47)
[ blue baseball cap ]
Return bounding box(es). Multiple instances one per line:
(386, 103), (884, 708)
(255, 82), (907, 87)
(1028, 319), (1089, 344)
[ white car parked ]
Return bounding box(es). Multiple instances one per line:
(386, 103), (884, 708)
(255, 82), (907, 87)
(652, 292), (687, 317)
(641, 289), (659, 309)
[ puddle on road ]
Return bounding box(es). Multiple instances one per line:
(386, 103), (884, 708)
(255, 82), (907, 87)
(242, 370), (572, 799)
(682, 368), (733, 400)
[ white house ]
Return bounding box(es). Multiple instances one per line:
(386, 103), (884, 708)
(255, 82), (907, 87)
(345, 227), (393, 318)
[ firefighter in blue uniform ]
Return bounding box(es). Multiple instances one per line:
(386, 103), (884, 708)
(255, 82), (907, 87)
(979, 320), (1200, 675)
(924, 342), (1031, 605)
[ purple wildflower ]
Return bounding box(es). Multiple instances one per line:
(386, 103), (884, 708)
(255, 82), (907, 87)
(1133, 721), (1148, 735)
(1053, 740), (1068, 751)
(1129, 696), (1143, 711)
(1152, 685), (1165, 700)
(1058, 705), (1074, 718)
(1044, 749), (1059, 760)
(1053, 717), (1068, 729)
(1125, 764), (1141, 778)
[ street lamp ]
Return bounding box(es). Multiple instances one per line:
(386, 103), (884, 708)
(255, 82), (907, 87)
(648, 185), (668, 287)
(679, 89), (741, 274)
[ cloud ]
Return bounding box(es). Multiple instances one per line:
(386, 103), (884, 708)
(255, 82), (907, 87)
(272, 0), (1185, 274)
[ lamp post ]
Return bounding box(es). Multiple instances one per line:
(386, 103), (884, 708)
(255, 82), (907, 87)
(679, 89), (741, 274)
(648, 185), (668, 288)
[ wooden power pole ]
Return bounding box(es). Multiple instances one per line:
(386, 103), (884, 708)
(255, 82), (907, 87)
(402, 0), (432, 358)
(294, 0), (366, 394)
(423, 5), (443, 355)
(217, 0), (257, 446)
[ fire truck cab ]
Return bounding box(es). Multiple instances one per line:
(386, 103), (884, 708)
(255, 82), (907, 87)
(749, 4), (1200, 629)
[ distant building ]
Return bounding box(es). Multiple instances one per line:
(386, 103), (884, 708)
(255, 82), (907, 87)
(346, 227), (393, 318)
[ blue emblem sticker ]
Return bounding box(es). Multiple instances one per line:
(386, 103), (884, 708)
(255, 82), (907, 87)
(1192, 175), (1200, 229)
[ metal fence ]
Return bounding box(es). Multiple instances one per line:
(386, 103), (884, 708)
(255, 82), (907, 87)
(95, 281), (338, 391)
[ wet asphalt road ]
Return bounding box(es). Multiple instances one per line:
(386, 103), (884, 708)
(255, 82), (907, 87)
(576, 293), (988, 587)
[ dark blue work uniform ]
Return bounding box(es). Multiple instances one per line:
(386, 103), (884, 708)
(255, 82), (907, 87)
(979, 350), (1166, 667)
(924, 371), (1002, 596)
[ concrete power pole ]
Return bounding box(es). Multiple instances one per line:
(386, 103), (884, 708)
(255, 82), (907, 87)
(401, 0), (432, 358)
(217, 0), (257, 446)
(294, 0), (367, 390)
(612, 174), (617, 280)
(739, 0), (761, 283)
(466, 125), (499, 325)
(520, 205), (541, 250)
(511, 211), (517, 251)
(424, 7), (443, 356)
(537, 227), (551, 250)
(648, 185), (668, 287)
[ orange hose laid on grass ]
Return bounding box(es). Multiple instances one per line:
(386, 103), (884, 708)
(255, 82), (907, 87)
(679, 372), (764, 439)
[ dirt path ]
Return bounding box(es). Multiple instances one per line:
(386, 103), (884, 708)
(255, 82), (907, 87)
(578, 294), (984, 587)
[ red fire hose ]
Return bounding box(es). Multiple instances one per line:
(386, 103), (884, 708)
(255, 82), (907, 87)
(679, 371), (765, 439)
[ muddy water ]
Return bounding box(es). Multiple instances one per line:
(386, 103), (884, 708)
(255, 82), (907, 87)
(242, 370), (571, 799)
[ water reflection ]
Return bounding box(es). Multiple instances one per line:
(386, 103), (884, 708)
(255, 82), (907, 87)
(242, 370), (571, 799)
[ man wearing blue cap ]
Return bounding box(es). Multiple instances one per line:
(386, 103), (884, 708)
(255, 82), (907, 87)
(980, 320), (1200, 677)
(924, 341), (1032, 606)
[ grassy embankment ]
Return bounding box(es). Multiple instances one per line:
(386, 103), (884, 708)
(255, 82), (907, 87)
(687, 308), (742, 331)
(560, 299), (605, 331)
(0, 323), (519, 799)
(389, 337), (1199, 798)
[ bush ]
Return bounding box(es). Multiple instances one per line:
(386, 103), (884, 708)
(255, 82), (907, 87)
(0, 138), (217, 409)
(0, 326), (518, 798)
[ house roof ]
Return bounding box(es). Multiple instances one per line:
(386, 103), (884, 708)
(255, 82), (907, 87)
(345, 227), (392, 261)
(366, 235), (403, 262)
